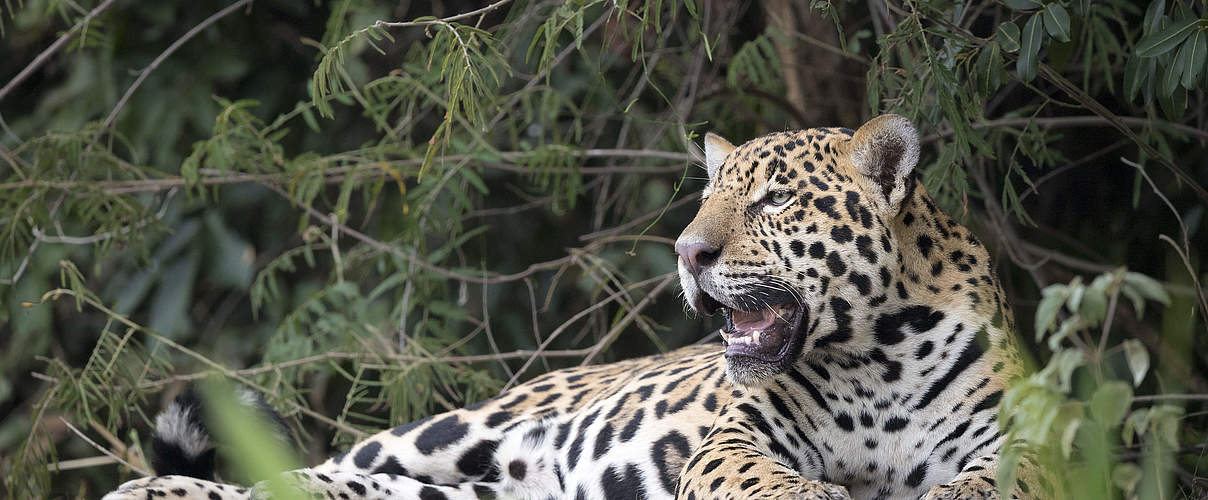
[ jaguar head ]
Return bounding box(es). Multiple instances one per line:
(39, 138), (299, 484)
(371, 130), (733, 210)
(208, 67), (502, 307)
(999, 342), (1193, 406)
(676, 114), (921, 386)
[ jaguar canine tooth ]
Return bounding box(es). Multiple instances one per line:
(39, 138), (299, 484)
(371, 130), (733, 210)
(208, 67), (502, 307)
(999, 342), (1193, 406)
(752, 330), (761, 344)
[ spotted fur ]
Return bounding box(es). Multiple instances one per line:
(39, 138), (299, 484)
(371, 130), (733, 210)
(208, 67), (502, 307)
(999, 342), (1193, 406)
(104, 115), (1029, 500)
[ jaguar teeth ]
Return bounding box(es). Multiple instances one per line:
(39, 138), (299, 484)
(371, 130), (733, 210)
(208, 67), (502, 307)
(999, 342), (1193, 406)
(752, 330), (761, 344)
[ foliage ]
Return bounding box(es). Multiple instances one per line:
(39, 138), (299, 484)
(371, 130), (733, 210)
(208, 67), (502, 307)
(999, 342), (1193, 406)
(0, 0), (1205, 498)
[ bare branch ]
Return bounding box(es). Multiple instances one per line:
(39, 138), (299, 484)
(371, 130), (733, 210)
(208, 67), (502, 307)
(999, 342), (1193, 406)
(100, 0), (253, 132)
(0, 0), (119, 103)
(57, 417), (149, 477)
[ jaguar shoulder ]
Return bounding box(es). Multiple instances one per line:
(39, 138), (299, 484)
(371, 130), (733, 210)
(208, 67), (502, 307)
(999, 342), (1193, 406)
(104, 114), (1032, 500)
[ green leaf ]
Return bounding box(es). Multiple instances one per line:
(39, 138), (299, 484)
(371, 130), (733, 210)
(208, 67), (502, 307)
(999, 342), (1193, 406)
(1123, 271), (1172, 306)
(1003, 0), (1043, 10)
(1055, 401), (1084, 458)
(997, 22), (1022, 52)
(1048, 318), (1078, 351)
(1143, 0), (1166, 34)
(1090, 381), (1133, 426)
(975, 43), (1004, 96)
(201, 382), (304, 499)
(1035, 283), (1068, 340)
(1053, 349), (1085, 392)
(1042, 4), (1071, 42)
(1112, 463), (1143, 497)
(1078, 280), (1108, 325)
(1123, 57), (1147, 102)
(1017, 14), (1045, 82)
(1180, 30), (1207, 89)
(1143, 58), (1159, 104)
(1135, 18), (1200, 57)
(1159, 85), (1187, 120)
(1123, 408), (1150, 446)
(1164, 38), (1192, 95)
(1149, 405), (1185, 447)
(1121, 339), (1150, 387)
(1060, 414), (1082, 459)
(997, 444), (1022, 499)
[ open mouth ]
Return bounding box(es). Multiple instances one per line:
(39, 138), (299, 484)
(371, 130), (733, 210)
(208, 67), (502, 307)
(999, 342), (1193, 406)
(717, 300), (807, 363)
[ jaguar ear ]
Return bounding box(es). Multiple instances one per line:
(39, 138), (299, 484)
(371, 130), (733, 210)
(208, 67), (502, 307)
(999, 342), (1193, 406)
(703, 132), (736, 179)
(847, 114), (920, 215)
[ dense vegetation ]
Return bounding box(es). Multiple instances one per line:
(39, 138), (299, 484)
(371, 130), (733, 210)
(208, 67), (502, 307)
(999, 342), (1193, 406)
(1, 0), (1205, 498)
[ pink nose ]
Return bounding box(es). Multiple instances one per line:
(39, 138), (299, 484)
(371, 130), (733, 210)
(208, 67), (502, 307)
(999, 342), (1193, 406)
(675, 239), (721, 277)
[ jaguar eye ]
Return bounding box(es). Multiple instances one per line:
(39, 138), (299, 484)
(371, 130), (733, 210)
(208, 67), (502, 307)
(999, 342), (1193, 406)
(767, 190), (793, 206)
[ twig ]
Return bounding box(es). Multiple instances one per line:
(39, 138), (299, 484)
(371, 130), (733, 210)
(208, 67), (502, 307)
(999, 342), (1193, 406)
(1035, 64), (1208, 205)
(0, 149), (692, 194)
(372, 0), (514, 28)
(1123, 157), (1208, 334)
(0, 0), (119, 103)
(580, 274), (677, 365)
(57, 417), (149, 476)
(100, 0), (253, 132)
(41, 288), (368, 439)
(921, 115), (1208, 144)
(265, 183), (577, 284)
(579, 194), (699, 241)
(1133, 394), (1208, 403)
(501, 272), (675, 390)
(44, 455), (120, 472)
(485, 13), (608, 131)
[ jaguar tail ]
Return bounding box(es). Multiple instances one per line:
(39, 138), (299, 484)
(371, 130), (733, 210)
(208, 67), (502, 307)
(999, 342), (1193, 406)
(149, 387), (290, 480)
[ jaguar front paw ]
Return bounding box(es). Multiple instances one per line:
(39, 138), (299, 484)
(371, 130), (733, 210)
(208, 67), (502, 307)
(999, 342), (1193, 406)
(101, 476), (254, 500)
(920, 478), (999, 500)
(786, 480), (852, 500)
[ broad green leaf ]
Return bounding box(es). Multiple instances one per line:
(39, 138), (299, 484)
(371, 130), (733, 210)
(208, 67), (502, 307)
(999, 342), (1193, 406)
(1054, 349), (1085, 392)
(1121, 339), (1149, 387)
(1181, 30), (1207, 89)
(1159, 85), (1187, 119)
(1112, 463), (1143, 497)
(1164, 38), (1191, 94)
(997, 444), (1022, 499)
(1055, 402), (1084, 458)
(1048, 318), (1078, 351)
(1123, 408), (1150, 446)
(1143, 0), (1166, 34)
(1143, 58), (1158, 105)
(1090, 381), (1133, 425)
(1078, 282), (1108, 325)
(975, 43), (1004, 96)
(998, 22), (1022, 52)
(1123, 57), (1146, 102)
(1067, 278), (1085, 313)
(1060, 416), (1081, 458)
(1018, 14), (1045, 82)
(1043, 4), (1071, 42)
(1121, 280), (1147, 317)
(1149, 405), (1185, 447)
(1135, 18), (1200, 57)
(202, 382), (305, 500)
(1003, 0), (1043, 10)
(1123, 271), (1172, 306)
(1034, 283), (1068, 339)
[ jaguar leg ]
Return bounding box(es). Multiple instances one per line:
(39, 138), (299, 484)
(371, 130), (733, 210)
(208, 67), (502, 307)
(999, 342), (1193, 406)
(103, 469), (499, 500)
(675, 433), (848, 500)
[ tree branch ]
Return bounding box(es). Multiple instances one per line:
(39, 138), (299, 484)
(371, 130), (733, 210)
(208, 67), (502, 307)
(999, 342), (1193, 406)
(100, 0), (253, 132)
(0, 0), (118, 103)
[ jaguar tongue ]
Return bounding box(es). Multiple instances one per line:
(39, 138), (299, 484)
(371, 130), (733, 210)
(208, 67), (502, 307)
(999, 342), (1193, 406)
(731, 308), (776, 331)
(721, 304), (797, 361)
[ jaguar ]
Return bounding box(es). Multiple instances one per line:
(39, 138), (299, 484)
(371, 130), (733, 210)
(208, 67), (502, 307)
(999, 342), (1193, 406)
(103, 114), (1029, 500)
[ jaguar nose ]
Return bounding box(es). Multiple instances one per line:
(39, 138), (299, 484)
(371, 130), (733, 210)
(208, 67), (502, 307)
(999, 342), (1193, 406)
(675, 239), (721, 277)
